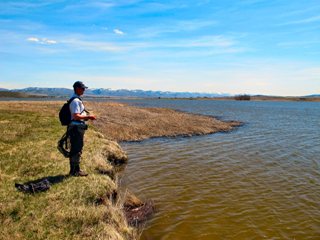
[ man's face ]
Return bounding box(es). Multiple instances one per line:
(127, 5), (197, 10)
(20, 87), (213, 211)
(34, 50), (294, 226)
(76, 87), (85, 96)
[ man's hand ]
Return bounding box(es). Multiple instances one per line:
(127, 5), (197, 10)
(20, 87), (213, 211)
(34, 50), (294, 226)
(87, 115), (97, 121)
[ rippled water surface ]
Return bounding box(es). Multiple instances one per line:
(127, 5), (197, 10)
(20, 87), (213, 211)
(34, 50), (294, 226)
(120, 100), (320, 240)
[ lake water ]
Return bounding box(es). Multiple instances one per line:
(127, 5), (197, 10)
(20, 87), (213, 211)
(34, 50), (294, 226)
(119, 100), (320, 240)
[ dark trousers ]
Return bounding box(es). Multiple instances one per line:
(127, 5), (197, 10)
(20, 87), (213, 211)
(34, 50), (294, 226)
(68, 124), (87, 157)
(68, 124), (87, 174)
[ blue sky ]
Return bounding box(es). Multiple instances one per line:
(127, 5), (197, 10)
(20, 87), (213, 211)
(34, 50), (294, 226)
(0, 0), (319, 95)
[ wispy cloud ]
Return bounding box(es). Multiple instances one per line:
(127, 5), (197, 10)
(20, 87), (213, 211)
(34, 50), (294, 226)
(134, 1), (188, 13)
(33, 33), (239, 53)
(280, 15), (320, 25)
(61, 38), (124, 52)
(24, 34), (126, 52)
(139, 35), (239, 50)
(137, 19), (217, 38)
(180, 35), (235, 48)
(26, 37), (57, 45)
(238, 0), (267, 5)
(61, 1), (115, 11)
(178, 19), (218, 31)
(2, 0), (319, 96)
(280, 6), (320, 18)
(277, 40), (319, 48)
(0, 1), (54, 13)
(114, 29), (125, 35)
(60, 0), (144, 12)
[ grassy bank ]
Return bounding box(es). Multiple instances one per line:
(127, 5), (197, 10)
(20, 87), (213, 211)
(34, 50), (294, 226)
(0, 102), (134, 240)
(0, 101), (240, 239)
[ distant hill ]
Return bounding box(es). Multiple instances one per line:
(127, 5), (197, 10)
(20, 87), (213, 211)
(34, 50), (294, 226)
(0, 91), (46, 98)
(305, 94), (320, 98)
(2, 87), (319, 100)
(14, 87), (73, 97)
(8, 87), (229, 98)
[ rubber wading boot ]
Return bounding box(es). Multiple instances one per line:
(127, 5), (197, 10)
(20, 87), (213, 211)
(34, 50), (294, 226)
(70, 155), (88, 177)
(74, 163), (88, 177)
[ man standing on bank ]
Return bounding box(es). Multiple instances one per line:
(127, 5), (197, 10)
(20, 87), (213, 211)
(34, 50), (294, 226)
(69, 81), (96, 176)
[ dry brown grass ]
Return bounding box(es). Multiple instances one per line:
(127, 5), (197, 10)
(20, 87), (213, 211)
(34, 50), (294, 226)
(87, 102), (241, 142)
(0, 101), (240, 143)
(0, 101), (136, 240)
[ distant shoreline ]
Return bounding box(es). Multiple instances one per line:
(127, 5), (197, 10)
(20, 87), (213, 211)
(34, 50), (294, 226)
(190, 96), (320, 102)
(1, 91), (319, 102)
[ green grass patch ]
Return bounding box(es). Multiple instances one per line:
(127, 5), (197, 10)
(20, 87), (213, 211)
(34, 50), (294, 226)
(0, 103), (134, 240)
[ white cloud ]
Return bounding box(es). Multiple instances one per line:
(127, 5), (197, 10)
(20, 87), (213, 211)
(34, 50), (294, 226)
(26, 37), (57, 45)
(61, 39), (124, 52)
(45, 39), (57, 44)
(27, 37), (39, 42)
(39, 38), (57, 44)
(114, 29), (125, 35)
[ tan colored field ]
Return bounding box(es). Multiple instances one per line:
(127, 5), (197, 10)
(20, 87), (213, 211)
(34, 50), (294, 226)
(87, 102), (241, 142)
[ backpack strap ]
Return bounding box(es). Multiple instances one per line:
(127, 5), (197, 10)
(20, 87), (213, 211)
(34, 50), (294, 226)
(67, 96), (81, 104)
(68, 96), (90, 116)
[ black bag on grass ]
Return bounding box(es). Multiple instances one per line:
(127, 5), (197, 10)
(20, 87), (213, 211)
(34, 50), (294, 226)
(15, 178), (51, 194)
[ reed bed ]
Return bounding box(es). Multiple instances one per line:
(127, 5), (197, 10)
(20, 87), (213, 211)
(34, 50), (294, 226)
(87, 102), (240, 142)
